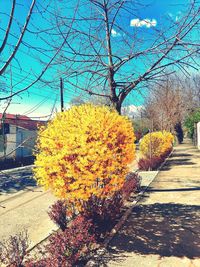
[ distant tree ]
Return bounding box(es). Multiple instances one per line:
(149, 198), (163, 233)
(192, 75), (200, 106)
(144, 74), (200, 142)
(180, 74), (200, 112)
(69, 96), (85, 106)
(184, 108), (200, 138)
(144, 77), (185, 132)
(131, 118), (149, 142)
(89, 95), (112, 106)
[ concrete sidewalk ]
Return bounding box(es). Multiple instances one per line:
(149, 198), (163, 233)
(0, 167), (57, 248)
(100, 140), (200, 267)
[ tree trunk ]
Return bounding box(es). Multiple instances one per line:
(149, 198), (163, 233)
(111, 97), (122, 114)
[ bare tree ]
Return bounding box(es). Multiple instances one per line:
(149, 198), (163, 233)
(175, 73), (200, 114)
(143, 73), (200, 143)
(188, 74), (200, 107)
(192, 74), (200, 105)
(52, 0), (200, 113)
(144, 77), (186, 132)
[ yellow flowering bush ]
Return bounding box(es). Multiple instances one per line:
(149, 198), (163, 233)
(34, 104), (135, 211)
(139, 131), (173, 158)
(162, 131), (174, 148)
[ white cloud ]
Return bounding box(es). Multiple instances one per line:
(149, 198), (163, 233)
(111, 28), (121, 37)
(130, 18), (157, 28)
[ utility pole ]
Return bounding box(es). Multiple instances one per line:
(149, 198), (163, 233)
(2, 113), (6, 159)
(60, 77), (64, 112)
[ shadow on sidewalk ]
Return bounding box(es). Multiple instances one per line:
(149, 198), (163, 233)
(0, 170), (36, 194)
(162, 158), (196, 171)
(172, 153), (193, 157)
(103, 203), (200, 264)
(148, 187), (200, 192)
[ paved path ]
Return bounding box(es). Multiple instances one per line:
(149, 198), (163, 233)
(0, 166), (57, 248)
(100, 140), (200, 267)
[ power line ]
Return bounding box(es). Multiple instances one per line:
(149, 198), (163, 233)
(22, 97), (51, 115)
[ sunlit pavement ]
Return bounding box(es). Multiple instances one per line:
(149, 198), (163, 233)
(100, 140), (200, 267)
(0, 166), (57, 248)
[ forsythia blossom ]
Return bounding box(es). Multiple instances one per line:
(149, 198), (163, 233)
(34, 104), (136, 210)
(139, 131), (174, 158)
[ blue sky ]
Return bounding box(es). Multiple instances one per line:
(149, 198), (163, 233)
(0, 0), (199, 118)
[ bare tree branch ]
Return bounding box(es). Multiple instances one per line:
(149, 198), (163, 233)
(0, 0), (36, 75)
(0, 0), (16, 53)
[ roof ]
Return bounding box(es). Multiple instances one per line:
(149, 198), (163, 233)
(0, 113), (46, 131)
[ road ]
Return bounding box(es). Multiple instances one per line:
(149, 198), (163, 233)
(0, 153), (139, 249)
(0, 166), (57, 248)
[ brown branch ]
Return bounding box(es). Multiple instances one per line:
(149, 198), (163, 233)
(0, 0), (16, 53)
(0, 0), (80, 101)
(0, 0), (36, 75)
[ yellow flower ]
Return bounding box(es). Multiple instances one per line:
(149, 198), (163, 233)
(139, 131), (174, 158)
(34, 104), (136, 211)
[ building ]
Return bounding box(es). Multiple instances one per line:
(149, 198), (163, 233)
(0, 114), (45, 159)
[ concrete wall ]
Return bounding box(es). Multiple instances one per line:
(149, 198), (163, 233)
(0, 125), (17, 158)
(0, 125), (37, 159)
(16, 127), (37, 158)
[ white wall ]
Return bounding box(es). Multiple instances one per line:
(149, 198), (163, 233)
(0, 125), (17, 158)
(0, 125), (37, 159)
(16, 128), (37, 158)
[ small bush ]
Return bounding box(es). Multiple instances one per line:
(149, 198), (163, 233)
(47, 215), (95, 266)
(0, 230), (29, 267)
(48, 200), (68, 231)
(139, 131), (165, 158)
(82, 194), (122, 240)
(138, 148), (172, 170)
(138, 156), (163, 171)
(120, 172), (141, 200)
(82, 173), (139, 240)
(27, 216), (95, 267)
(139, 131), (173, 159)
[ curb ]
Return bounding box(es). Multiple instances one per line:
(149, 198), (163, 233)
(0, 165), (34, 174)
(85, 149), (174, 267)
(26, 227), (58, 256)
